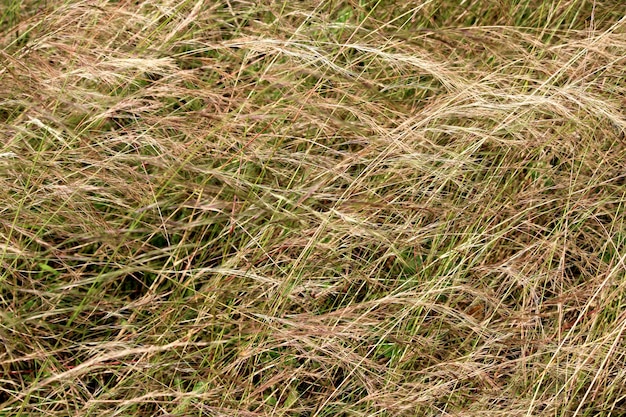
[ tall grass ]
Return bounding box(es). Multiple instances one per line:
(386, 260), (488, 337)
(1, 0), (625, 415)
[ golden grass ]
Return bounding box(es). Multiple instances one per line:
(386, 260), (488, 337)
(1, 0), (625, 415)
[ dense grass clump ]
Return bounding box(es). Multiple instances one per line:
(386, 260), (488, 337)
(1, 0), (625, 416)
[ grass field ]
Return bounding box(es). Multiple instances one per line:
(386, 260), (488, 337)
(1, 0), (625, 415)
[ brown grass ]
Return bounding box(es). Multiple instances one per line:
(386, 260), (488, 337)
(1, 0), (625, 416)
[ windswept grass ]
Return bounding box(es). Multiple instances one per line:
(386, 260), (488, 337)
(1, 0), (625, 416)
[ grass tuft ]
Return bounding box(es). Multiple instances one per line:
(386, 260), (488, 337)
(1, 0), (625, 416)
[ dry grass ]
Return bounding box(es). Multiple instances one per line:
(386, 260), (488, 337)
(1, 0), (625, 416)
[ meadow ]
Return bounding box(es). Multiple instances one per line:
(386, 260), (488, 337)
(1, 0), (625, 415)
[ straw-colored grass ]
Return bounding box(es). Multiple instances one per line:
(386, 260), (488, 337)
(1, 0), (625, 416)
